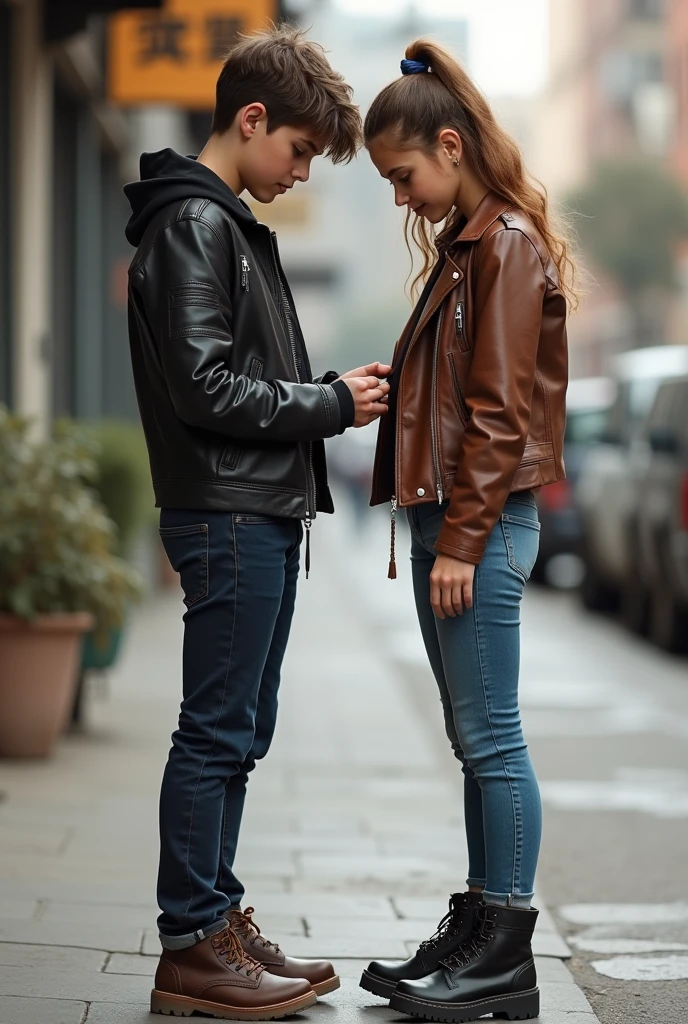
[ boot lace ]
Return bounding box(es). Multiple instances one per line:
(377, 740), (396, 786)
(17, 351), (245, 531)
(419, 894), (468, 953)
(231, 906), (281, 956)
(439, 909), (497, 971)
(212, 925), (265, 978)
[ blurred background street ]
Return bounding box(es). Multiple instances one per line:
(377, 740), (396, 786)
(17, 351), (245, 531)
(2, 1), (688, 1022)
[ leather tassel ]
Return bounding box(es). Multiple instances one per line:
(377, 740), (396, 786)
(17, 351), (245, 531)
(388, 496), (397, 580)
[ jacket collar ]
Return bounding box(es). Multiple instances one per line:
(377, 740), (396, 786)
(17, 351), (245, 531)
(450, 190), (512, 243)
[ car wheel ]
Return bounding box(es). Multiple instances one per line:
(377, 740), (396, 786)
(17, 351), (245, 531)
(649, 587), (688, 654)
(620, 582), (650, 635)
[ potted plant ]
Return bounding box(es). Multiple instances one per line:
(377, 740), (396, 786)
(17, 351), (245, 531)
(72, 420), (154, 677)
(0, 408), (142, 757)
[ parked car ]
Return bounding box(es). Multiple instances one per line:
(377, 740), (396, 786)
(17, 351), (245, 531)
(576, 345), (688, 616)
(635, 376), (688, 653)
(534, 376), (614, 586)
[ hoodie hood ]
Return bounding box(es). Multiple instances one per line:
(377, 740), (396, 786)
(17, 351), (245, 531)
(124, 148), (256, 247)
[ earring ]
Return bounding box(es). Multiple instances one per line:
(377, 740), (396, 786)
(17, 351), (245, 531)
(452, 157), (460, 168)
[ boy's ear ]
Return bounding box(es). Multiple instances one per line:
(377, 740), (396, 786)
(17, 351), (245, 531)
(239, 103), (268, 140)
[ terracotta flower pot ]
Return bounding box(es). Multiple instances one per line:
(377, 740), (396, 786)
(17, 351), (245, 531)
(0, 613), (94, 758)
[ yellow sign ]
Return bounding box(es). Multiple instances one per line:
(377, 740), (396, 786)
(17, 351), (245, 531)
(108, 0), (276, 109)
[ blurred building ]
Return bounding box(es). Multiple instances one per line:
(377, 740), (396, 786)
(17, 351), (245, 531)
(0, 0), (165, 431)
(536, 0), (670, 192)
(0, 0), (281, 431)
(533, 0), (681, 375)
(669, 0), (688, 188)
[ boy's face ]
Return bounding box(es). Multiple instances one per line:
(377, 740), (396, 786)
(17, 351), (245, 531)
(240, 111), (324, 204)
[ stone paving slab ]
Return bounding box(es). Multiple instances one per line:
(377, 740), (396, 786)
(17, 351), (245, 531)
(0, 881), (155, 907)
(0, 905), (37, 924)
(0, 964), (151, 1002)
(38, 903), (157, 928)
(235, 895), (397, 920)
(0, 921), (143, 955)
(0, 944), (105, 972)
(104, 954), (155, 976)
(297, 855), (459, 882)
(0, 995), (86, 1024)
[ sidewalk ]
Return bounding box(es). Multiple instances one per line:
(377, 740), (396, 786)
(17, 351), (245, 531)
(0, 501), (599, 1024)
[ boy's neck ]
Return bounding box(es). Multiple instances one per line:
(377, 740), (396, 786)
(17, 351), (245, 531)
(197, 134), (244, 197)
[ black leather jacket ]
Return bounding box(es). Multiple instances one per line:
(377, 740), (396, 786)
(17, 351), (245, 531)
(125, 150), (354, 520)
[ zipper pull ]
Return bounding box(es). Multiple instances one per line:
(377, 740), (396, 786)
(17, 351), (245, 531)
(388, 496), (397, 580)
(437, 485), (444, 503)
(240, 255), (250, 292)
(304, 516), (312, 579)
(455, 301), (463, 337)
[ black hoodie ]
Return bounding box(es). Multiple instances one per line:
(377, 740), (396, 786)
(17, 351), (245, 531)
(124, 149), (255, 247)
(123, 148), (353, 521)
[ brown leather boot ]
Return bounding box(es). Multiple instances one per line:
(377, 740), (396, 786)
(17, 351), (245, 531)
(230, 906), (340, 997)
(150, 924), (317, 1019)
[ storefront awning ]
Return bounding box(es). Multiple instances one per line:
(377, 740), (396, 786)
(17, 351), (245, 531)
(45, 1), (165, 44)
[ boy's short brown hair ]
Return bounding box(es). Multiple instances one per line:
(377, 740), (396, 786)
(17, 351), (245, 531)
(211, 24), (362, 164)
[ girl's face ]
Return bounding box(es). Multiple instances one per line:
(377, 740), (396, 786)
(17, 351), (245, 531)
(367, 132), (459, 224)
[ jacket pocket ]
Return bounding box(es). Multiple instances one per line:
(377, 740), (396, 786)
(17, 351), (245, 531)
(219, 359), (265, 472)
(447, 352), (469, 424)
(159, 523), (209, 608)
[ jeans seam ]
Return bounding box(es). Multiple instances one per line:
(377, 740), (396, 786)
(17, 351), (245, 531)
(472, 562), (522, 898)
(181, 515), (239, 921)
(217, 791), (229, 892)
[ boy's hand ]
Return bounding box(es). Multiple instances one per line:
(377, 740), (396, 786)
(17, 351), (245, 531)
(342, 376), (390, 427)
(338, 362), (392, 381)
(430, 554), (475, 619)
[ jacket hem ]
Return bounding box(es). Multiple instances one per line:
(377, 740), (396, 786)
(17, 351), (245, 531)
(153, 479), (308, 518)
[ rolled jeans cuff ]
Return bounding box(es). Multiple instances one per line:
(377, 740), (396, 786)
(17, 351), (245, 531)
(482, 890), (534, 910)
(159, 917), (228, 950)
(466, 876), (486, 889)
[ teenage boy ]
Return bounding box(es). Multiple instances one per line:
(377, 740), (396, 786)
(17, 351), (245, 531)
(124, 25), (390, 1021)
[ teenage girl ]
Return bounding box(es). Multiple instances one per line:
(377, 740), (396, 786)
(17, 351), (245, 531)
(359, 39), (571, 1024)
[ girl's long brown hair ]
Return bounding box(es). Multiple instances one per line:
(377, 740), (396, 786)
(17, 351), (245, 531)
(364, 38), (578, 308)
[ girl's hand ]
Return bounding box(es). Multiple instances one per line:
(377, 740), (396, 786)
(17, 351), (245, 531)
(430, 554), (475, 619)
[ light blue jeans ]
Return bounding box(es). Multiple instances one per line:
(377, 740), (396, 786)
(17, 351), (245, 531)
(408, 492), (542, 908)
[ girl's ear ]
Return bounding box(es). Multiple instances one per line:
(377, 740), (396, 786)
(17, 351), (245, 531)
(438, 128), (463, 166)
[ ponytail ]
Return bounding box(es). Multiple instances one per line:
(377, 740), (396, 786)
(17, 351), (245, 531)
(364, 39), (578, 308)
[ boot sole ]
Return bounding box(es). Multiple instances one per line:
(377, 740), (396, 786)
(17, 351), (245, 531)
(312, 974), (341, 997)
(359, 969), (398, 1000)
(150, 988), (317, 1019)
(389, 986), (540, 1022)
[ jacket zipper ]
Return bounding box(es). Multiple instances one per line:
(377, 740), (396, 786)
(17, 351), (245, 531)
(430, 308), (445, 503)
(455, 301), (464, 339)
(269, 231), (316, 574)
(240, 255), (250, 291)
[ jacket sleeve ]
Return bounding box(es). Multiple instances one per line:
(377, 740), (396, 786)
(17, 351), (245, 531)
(435, 228), (546, 564)
(139, 217), (343, 442)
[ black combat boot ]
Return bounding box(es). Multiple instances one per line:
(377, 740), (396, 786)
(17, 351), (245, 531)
(390, 902), (539, 1022)
(359, 892), (482, 999)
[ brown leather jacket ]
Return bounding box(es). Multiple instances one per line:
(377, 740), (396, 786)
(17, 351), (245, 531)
(371, 191), (569, 565)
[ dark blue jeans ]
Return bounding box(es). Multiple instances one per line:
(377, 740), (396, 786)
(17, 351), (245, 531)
(157, 508), (302, 948)
(409, 493), (542, 908)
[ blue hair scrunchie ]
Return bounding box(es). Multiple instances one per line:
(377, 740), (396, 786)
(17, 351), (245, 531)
(401, 58), (430, 75)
